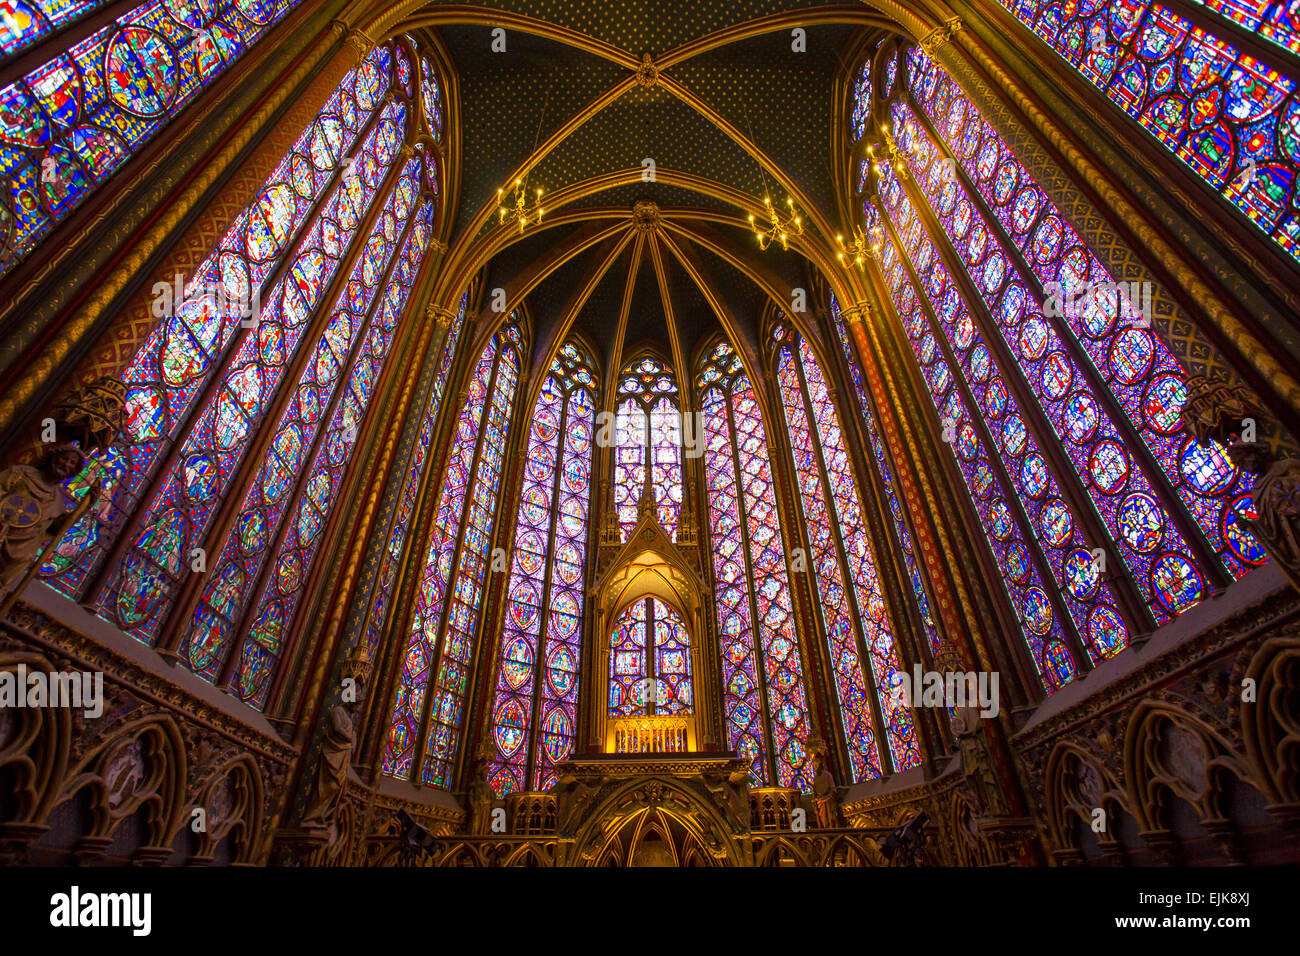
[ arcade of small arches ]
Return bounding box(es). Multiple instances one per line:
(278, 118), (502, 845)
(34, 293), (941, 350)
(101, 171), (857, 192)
(0, 0), (1298, 868)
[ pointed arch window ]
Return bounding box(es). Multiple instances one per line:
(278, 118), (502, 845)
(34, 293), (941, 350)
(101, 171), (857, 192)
(180, 159), (436, 706)
(987, 0), (1300, 262)
(608, 597), (693, 718)
(613, 355), (682, 540)
(699, 341), (814, 789)
(383, 323), (521, 786)
(487, 343), (596, 795)
(827, 296), (942, 653)
(905, 48), (1258, 579)
(851, 53), (874, 141)
(360, 293), (468, 665)
(0, 0), (306, 275)
(856, 45), (1263, 688)
(870, 213), (1078, 688)
(43, 42), (399, 602)
(419, 52), (443, 142)
(772, 327), (920, 780)
(37, 39), (442, 706)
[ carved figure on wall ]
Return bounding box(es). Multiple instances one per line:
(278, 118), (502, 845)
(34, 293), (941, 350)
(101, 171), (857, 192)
(1179, 376), (1259, 446)
(466, 749), (495, 835)
(554, 773), (604, 833)
(1229, 441), (1300, 592)
(808, 737), (840, 828)
(952, 705), (1007, 818)
(301, 654), (370, 839)
(0, 443), (88, 605)
(703, 769), (751, 831)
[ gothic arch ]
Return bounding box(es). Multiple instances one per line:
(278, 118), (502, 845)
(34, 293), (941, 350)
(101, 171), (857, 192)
(567, 775), (742, 867)
(502, 842), (552, 867)
(186, 754), (266, 865)
(1043, 742), (1130, 860)
(0, 654), (73, 829)
(753, 834), (812, 867)
(1123, 701), (1263, 836)
(51, 714), (187, 859)
(1240, 636), (1300, 808)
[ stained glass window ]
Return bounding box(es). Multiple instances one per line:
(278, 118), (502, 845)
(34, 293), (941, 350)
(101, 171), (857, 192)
(95, 99), (408, 647)
(487, 343), (596, 795)
(870, 199), (1079, 689)
(41, 44), (396, 601)
(361, 294), (468, 664)
(38, 40), (443, 712)
(773, 327), (920, 778)
(420, 54), (442, 142)
(882, 47), (898, 99)
(382, 324), (520, 786)
(607, 597), (693, 718)
(905, 49), (1260, 582)
(991, 0), (1300, 262)
(613, 354), (682, 541)
(699, 341), (814, 789)
(0, 0), (304, 275)
(851, 52), (874, 141)
(827, 294), (942, 653)
(891, 93), (1248, 628)
(856, 44), (1265, 688)
(0, 1), (111, 55)
(179, 161), (433, 707)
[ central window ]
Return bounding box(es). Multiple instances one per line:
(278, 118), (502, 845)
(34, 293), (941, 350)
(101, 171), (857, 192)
(613, 356), (682, 540)
(608, 598), (693, 718)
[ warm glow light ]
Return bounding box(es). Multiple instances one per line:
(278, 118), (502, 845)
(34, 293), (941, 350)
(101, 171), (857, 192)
(497, 175), (546, 232)
(750, 194), (803, 251)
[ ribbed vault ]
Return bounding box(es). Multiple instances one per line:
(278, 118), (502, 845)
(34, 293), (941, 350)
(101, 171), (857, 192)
(362, 1), (921, 370)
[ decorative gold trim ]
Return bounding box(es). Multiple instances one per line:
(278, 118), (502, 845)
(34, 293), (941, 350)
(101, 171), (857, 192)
(919, 16), (962, 55)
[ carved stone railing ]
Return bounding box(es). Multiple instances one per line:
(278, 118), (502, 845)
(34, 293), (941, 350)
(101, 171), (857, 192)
(749, 787), (803, 830)
(610, 714), (694, 753)
(505, 791), (557, 834)
(365, 828), (899, 866)
(0, 589), (296, 865)
(750, 829), (892, 867)
(364, 832), (559, 867)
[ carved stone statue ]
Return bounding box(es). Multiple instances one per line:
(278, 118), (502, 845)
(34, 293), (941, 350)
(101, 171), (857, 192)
(952, 705), (1007, 818)
(554, 773), (601, 834)
(301, 654), (370, 839)
(466, 751), (495, 835)
(1179, 375), (1259, 445)
(0, 443), (86, 602)
(301, 698), (357, 836)
(809, 742), (840, 829)
(703, 769), (751, 832)
(1228, 441), (1300, 592)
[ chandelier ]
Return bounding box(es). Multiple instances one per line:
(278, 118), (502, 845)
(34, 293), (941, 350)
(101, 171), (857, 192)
(749, 195), (804, 251)
(871, 122), (908, 179)
(497, 176), (545, 232)
(836, 223), (884, 269)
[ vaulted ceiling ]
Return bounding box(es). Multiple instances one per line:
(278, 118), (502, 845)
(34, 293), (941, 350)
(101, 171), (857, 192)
(398, 0), (904, 384)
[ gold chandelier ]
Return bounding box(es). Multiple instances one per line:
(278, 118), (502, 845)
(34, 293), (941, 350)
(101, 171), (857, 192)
(836, 223), (884, 270)
(871, 121), (908, 179)
(749, 195), (803, 251)
(497, 176), (545, 232)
